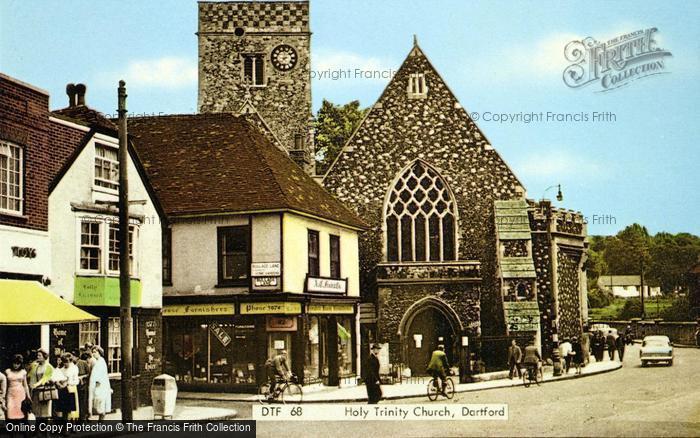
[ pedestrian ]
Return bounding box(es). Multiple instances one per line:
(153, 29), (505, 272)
(27, 349), (55, 424)
(581, 330), (591, 366)
(616, 334), (626, 362)
(5, 354), (30, 421)
(0, 368), (6, 421)
(54, 353), (79, 424)
(88, 346), (111, 421)
(507, 339), (522, 379)
(364, 344), (382, 404)
(592, 332), (604, 362)
(695, 325), (700, 347)
(559, 338), (572, 373)
(76, 351), (91, 422)
(571, 337), (583, 375)
(606, 331), (617, 361)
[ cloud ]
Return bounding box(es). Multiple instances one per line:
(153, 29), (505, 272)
(99, 56), (197, 89)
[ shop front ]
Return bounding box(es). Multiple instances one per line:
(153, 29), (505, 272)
(162, 297), (359, 392)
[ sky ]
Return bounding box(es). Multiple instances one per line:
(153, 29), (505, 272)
(1, 0), (699, 236)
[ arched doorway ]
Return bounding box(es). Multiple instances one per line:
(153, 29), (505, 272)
(400, 299), (461, 376)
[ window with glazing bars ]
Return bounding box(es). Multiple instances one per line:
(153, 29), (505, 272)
(385, 161), (457, 262)
(0, 141), (22, 213)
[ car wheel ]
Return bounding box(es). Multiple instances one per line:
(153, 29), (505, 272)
(668, 359), (673, 366)
(641, 361), (647, 367)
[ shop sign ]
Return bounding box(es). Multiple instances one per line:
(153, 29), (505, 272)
(306, 277), (347, 294)
(504, 301), (540, 332)
(251, 262), (281, 277)
(11, 246), (37, 258)
(74, 276), (142, 307)
(163, 303), (235, 317)
(144, 320), (161, 371)
(266, 315), (298, 331)
(240, 302), (301, 315)
(253, 276), (278, 288)
(307, 303), (354, 314)
(210, 322), (232, 347)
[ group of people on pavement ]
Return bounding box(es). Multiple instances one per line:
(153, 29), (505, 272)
(590, 329), (627, 363)
(507, 338), (544, 379)
(0, 344), (112, 428)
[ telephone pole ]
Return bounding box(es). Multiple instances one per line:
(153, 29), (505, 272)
(118, 80), (133, 421)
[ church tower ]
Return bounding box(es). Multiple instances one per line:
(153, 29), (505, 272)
(197, 1), (314, 173)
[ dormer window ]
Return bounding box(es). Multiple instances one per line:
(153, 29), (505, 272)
(407, 73), (428, 99)
(243, 54), (265, 86)
(94, 143), (119, 190)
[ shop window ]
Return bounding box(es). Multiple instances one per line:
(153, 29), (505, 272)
(267, 332), (292, 371)
(329, 235), (341, 278)
(243, 54), (265, 86)
(94, 143), (119, 190)
(305, 317), (321, 383)
(79, 321), (100, 347)
(0, 140), (23, 214)
(80, 221), (102, 272)
(162, 227), (172, 285)
(337, 317), (354, 377)
(384, 161), (457, 262)
(218, 226), (249, 286)
(308, 230), (320, 277)
(107, 317), (121, 374)
(108, 223), (136, 276)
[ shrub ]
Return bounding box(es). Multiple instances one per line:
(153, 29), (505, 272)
(588, 287), (613, 308)
(617, 298), (643, 320)
(660, 296), (691, 321)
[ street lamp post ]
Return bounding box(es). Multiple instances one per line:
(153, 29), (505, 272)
(541, 184), (563, 376)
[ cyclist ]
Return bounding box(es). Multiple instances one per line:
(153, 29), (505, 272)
(267, 349), (291, 400)
(522, 340), (542, 381)
(426, 344), (450, 393)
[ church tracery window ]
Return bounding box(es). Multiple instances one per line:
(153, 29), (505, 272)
(384, 161), (457, 262)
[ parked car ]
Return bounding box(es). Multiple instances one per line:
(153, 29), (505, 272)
(589, 323), (611, 334)
(640, 335), (674, 367)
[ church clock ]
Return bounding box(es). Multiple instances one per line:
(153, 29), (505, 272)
(271, 44), (298, 71)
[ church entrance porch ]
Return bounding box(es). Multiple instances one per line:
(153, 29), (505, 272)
(403, 306), (456, 376)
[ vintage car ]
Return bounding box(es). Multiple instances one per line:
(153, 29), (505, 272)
(640, 335), (674, 367)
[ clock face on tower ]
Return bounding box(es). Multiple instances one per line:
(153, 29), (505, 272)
(270, 44), (298, 71)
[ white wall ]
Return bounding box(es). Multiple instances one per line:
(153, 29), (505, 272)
(0, 224), (51, 277)
(282, 213), (360, 297)
(168, 215), (249, 294)
(49, 133), (162, 308)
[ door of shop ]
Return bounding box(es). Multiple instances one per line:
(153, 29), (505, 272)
(406, 307), (454, 376)
(0, 325), (41, 370)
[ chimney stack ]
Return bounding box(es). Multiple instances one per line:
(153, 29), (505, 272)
(66, 83), (77, 107)
(75, 83), (87, 106)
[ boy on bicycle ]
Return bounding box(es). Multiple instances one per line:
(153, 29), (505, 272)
(522, 339), (541, 380)
(427, 345), (450, 393)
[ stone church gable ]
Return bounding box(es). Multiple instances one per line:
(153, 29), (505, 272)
(323, 41), (526, 318)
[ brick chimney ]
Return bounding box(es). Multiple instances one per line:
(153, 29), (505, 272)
(75, 83), (87, 106)
(66, 83), (77, 107)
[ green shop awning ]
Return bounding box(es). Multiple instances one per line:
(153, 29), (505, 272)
(0, 279), (99, 325)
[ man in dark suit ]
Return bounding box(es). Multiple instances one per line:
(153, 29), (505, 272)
(507, 339), (522, 379)
(365, 344), (382, 404)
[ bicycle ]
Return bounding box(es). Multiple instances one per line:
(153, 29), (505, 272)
(521, 362), (543, 387)
(427, 373), (455, 401)
(258, 374), (303, 404)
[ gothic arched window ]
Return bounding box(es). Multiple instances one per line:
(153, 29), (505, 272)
(384, 161), (457, 262)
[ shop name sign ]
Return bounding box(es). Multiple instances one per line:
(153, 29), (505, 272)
(163, 303), (235, 317)
(11, 246), (37, 258)
(308, 304), (354, 314)
(306, 277), (347, 294)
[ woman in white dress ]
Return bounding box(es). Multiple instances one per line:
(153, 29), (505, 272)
(88, 346), (111, 421)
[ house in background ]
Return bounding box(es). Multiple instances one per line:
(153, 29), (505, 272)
(597, 275), (661, 298)
(128, 113), (366, 392)
(48, 84), (165, 407)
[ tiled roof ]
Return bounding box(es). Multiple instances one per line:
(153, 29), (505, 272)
(127, 113), (366, 229)
(52, 105), (117, 132)
(494, 199), (531, 240)
(597, 275), (642, 287)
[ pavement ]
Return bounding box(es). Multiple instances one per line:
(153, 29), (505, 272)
(103, 404), (237, 421)
(178, 359), (621, 404)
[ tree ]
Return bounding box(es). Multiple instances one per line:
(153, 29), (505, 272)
(648, 232), (700, 294)
(314, 99), (368, 174)
(603, 224), (651, 276)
